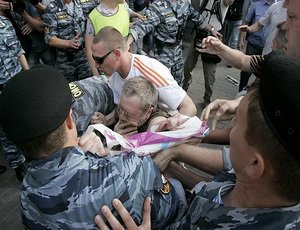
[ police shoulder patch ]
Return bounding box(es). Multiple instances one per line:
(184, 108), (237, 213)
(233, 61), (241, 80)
(161, 181), (170, 194)
(69, 81), (85, 99)
(0, 20), (5, 29)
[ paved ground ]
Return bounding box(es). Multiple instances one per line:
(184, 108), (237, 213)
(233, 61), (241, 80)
(0, 30), (249, 229)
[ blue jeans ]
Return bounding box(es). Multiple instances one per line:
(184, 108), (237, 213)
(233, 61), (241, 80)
(223, 19), (242, 49)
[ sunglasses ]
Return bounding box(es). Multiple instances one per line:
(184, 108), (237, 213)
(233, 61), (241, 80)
(92, 49), (115, 65)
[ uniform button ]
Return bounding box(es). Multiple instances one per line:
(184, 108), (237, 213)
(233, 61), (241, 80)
(288, 128), (294, 135)
(275, 110), (281, 117)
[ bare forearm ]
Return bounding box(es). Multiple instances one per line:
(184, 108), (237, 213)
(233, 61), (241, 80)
(164, 161), (211, 190)
(175, 144), (224, 174)
(49, 36), (70, 49)
(178, 95), (197, 116)
(201, 128), (231, 144)
(85, 35), (98, 76)
(21, 12), (44, 33)
(218, 44), (251, 72)
(248, 21), (263, 33)
(18, 54), (29, 70)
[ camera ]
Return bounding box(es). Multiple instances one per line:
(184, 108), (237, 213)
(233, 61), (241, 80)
(194, 29), (209, 49)
(194, 40), (203, 49)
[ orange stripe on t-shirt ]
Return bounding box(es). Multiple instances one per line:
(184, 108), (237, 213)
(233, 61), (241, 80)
(134, 57), (169, 87)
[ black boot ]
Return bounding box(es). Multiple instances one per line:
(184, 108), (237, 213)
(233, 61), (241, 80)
(0, 165), (6, 174)
(15, 162), (28, 182)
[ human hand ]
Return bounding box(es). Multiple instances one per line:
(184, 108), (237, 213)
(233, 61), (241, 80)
(196, 36), (225, 55)
(91, 112), (106, 125)
(95, 197), (151, 230)
(68, 33), (81, 49)
(137, 14), (145, 21)
(212, 30), (223, 41)
(21, 23), (33, 35)
(200, 97), (242, 130)
(114, 120), (138, 136)
(153, 147), (178, 172)
(0, 0), (11, 10)
(239, 25), (250, 33)
(78, 131), (107, 156)
(152, 113), (189, 132)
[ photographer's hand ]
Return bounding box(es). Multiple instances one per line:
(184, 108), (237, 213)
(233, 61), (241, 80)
(212, 30), (223, 40)
(0, 0), (11, 10)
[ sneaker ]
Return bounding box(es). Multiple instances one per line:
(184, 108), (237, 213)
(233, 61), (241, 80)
(0, 165), (6, 175)
(15, 162), (28, 182)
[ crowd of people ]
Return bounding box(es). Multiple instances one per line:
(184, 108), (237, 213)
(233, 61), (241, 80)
(0, 0), (299, 229)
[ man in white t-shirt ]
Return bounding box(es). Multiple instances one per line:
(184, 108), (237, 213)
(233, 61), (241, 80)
(91, 26), (196, 127)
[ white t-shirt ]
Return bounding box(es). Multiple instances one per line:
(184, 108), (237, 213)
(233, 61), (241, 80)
(109, 54), (186, 111)
(259, 1), (287, 55)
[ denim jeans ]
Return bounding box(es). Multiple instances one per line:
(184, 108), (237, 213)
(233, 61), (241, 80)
(223, 19), (242, 49)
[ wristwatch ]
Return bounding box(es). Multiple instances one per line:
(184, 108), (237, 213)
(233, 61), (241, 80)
(211, 27), (215, 33)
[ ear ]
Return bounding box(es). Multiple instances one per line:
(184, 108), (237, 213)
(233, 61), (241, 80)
(65, 110), (74, 130)
(114, 49), (122, 59)
(245, 152), (265, 179)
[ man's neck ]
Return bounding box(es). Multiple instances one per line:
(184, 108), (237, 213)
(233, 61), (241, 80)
(118, 52), (132, 79)
(101, 0), (119, 9)
(223, 181), (297, 209)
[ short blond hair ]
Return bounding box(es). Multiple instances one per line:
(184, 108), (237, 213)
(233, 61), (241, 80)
(122, 77), (158, 111)
(93, 26), (126, 51)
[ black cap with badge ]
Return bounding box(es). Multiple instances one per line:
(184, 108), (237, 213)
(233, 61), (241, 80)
(0, 65), (72, 144)
(259, 52), (300, 161)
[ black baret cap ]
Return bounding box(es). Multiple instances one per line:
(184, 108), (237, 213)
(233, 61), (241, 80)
(0, 65), (73, 144)
(259, 52), (300, 161)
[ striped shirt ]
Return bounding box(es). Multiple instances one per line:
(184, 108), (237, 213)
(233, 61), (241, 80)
(108, 54), (186, 111)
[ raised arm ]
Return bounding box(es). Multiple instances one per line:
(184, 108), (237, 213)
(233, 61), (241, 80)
(199, 36), (252, 72)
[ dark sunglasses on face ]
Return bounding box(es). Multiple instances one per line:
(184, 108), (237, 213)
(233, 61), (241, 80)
(92, 49), (115, 65)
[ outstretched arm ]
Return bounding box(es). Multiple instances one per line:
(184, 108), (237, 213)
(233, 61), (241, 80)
(200, 97), (243, 130)
(198, 36), (252, 72)
(153, 143), (224, 175)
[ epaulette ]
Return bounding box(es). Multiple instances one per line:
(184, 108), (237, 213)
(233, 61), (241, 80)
(0, 20), (6, 29)
(48, 2), (55, 9)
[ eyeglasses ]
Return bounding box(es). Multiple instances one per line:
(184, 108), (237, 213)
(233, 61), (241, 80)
(117, 104), (154, 122)
(92, 49), (115, 65)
